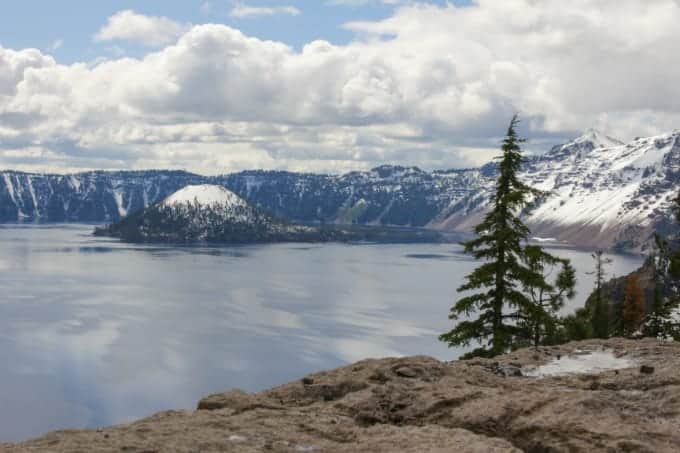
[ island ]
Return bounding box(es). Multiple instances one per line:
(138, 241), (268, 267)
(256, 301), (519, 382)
(94, 184), (445, 244)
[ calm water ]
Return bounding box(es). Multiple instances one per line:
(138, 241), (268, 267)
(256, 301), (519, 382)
(0, 225), (643, 441)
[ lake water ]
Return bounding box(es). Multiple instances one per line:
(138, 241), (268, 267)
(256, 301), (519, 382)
(0, 225), (643, 442)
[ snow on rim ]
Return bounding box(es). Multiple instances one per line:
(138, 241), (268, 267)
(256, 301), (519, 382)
(523, 349), (636, 378)
(531, 236), (557, 243)
(162, 184), (247, 208)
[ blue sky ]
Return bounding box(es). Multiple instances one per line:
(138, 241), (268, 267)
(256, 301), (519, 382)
(0, 0), (677, 175)
(0, 0), (462, 63)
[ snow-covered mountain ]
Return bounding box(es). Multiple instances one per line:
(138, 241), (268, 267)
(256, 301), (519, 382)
(526, 130), (680, 250)
(0, 170), (203, 222)
(435, 130), (680, 251)
(2, 129), (680, 250)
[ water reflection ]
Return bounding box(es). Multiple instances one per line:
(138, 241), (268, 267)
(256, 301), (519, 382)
(0, 225), (643, 442)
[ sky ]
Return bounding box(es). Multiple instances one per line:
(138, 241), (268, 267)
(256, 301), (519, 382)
(0, 0), (679, 175)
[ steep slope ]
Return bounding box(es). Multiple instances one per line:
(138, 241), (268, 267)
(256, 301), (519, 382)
(435, 130), (680, 251)
(524, 131), (680, 250)
(0, 170), (203, 222)
(215, 165), (484, 228)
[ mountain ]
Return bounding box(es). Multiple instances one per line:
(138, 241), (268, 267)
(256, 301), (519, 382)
(2, 130), (680, 250)
(522, 130), (680, 251)
(0, 166), (485, 228)
(96, 184), (444, 244)
(0, 170), (203, 222)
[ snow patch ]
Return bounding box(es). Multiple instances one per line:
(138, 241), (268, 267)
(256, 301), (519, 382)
(112, 189), (127, 217)
(524, 350), (635, 378)
(575, 128), (624, 149)
(68, 175), (81, 191)
(162, 184), (247, 208)
(531, 236), (557, 243)
(3, 174), (16, 204)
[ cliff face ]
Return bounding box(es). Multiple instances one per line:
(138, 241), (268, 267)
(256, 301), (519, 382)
(4, 338), (679, 453)
(587, 261), (658, 312)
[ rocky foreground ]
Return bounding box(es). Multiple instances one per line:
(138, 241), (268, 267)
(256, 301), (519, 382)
(3, 338), (679, 452)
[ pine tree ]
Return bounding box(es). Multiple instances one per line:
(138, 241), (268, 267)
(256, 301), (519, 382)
(622, 274), (645, 337)
(639, 188), (680, 341)
(642, 233), (680, 340)
(589, 250), (612, 339)
(440, 115), (559, 357)
(519, 246), (576, 349)
(561, 307), (593, 341)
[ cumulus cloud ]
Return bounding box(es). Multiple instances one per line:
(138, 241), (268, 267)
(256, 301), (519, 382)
(326, 0), (408, 5)
(94, 10), (188, 47)
(229, 3), (301, 18)
(2, 1), (680, 174)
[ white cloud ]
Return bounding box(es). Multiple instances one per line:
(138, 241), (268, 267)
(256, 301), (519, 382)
(48, 39), (64, 51)
(326, 0), (408, 5)
(94, 10), (188, 47)
(3, 1), (680, 174)
(229, 3), (301, 18)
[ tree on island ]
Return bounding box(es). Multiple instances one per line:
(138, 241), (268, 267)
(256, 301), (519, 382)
(440, 115), (574, 358)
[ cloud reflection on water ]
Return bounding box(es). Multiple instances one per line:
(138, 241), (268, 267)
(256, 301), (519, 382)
(0, 225), (644, 442)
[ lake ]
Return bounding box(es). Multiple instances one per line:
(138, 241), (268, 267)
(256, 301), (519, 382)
(0, 224), (643, 442)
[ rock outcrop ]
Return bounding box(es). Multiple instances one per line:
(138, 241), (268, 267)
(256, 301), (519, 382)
(3, 338), (679, 452)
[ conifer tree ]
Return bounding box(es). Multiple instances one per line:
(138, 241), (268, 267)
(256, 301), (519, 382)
(642, 232), (680, 340)
(519, 246), (576, 349)
(622, 274), (645, 336)
(644, 236), (672, 338)
(589, 250), (612, 339)
(561, 307), (593, 341)
(440, 115), (563, 357)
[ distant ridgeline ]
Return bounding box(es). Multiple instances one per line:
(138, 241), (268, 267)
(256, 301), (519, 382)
(0, 167), (480, 226)
(2, 129), (680, 250)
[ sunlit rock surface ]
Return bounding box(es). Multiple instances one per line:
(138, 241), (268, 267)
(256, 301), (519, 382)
(4, 338), (679, 452)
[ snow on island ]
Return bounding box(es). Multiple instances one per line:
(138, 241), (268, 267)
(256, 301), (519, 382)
(162, 184), (247, 208)
(523, 349), (636, 378)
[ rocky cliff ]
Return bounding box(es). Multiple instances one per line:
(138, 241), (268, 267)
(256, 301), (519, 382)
(4, 338), (679, 452)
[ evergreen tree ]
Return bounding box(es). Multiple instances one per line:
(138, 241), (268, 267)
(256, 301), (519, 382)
(639, 188), (680, 340)
(519, 246), (576, 349)
(622, 274), (645, 336)
(561, 307), (593, 341)
(440, 115), (562, 357)
(589, 250), (612, 339)
(644, 236), (671, 337)
(642, 233), (680, 340)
